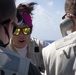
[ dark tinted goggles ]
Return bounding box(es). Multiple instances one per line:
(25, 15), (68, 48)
(13, 27), (32, 35)
(0, 19), (18, 31)
(62, 13), (76, 19)
(0, 19), (11, 25)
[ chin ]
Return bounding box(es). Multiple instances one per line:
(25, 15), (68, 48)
(20, 44), (27, 47)
(19, 46), (25, 48)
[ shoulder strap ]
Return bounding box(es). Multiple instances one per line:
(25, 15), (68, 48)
(18, 58), (30, 75)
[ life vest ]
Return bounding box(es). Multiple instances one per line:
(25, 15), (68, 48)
(0, 47), (30, 75)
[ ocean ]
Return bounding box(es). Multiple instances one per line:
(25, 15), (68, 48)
(44, 40), (54, 43)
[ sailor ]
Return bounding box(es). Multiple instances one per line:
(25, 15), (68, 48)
(60, 0), (76, 37)
(7, 2), (49, 74)
(0, 0), (41, 75)
(42, 0), (76, 75)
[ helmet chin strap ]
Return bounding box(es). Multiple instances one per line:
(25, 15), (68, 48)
(0, 26), (10, 47)
(0, 40), (9, 47)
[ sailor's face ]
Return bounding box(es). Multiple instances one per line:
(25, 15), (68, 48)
(11, 18), (31, 48)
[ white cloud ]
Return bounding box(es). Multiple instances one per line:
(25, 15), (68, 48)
(56, 10), (65, 16)
(47, 1), (54, 7)
(33, 5), (55, 28)
(31, 5), (61, 40)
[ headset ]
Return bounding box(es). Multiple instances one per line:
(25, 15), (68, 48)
(60, 17), (74, 37)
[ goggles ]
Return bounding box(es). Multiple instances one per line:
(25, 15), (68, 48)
(13, 27), (32, 35)
(0, 19), (11, 25)
(62, 13), (76, 19)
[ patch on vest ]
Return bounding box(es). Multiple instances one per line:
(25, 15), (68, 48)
(34, 47), (39, 52)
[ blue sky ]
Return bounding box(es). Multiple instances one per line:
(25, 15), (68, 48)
(16, 0), (66, 40)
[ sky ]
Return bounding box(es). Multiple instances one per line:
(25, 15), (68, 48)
(16, 0), (66, 41)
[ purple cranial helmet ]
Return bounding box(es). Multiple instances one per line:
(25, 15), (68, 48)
(17, 2), (37, 27)
(22, 13), (32, 27)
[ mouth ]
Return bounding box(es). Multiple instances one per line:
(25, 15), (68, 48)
(19, 40), (25, 43)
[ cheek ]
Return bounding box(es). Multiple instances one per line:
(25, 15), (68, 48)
(24, 35), (30, 42)
(26, 35), (30, 39)
(9, 25), (13, 37)
(7, 21), (13, 32)
(4, 22), (13, 38)
(73, 19), (76, 31)
(12, 36), (18, 43)
(27, 35), (30, 42)
(6, 21), (12, 31)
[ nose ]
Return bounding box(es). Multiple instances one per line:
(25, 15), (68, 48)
(19, 31), (24, 36)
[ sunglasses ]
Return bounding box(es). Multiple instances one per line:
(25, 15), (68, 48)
(0, 19), (11, 25)
(0, 19), (17, 30)
(62, 13), (76, 19)
(13, 27), (32, 35)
